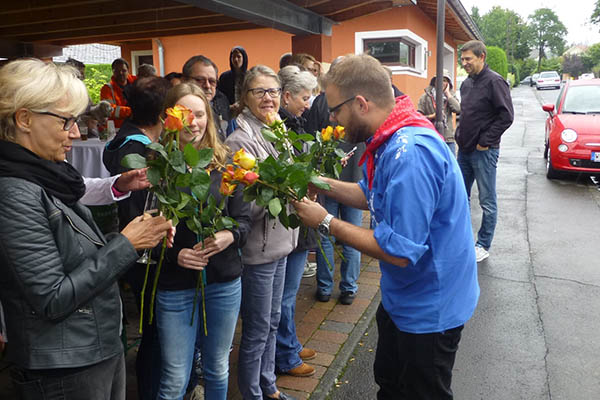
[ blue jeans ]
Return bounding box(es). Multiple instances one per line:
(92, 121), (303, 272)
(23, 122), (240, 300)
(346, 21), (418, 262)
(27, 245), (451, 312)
(275, 250), (308, 372)
(238, 258), (287, 400)
(156, 279), (241, 400)
(446, 141), (457, 158)
(316, 197), (362, 295)
(457, 148), (500, 250)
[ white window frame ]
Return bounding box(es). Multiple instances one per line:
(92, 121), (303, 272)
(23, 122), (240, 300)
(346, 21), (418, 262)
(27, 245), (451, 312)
(131, 50), (153, 74)
(443, 42), (455, 81)
(355, 29), (428, 78)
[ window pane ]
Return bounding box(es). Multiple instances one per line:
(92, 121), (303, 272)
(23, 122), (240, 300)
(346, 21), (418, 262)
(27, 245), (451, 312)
(364, 38), (415, 67)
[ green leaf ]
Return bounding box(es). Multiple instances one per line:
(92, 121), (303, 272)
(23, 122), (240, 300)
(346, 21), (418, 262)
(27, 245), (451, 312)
(298, 134), (315, 141)
(310, 175), (330, 190)
(147, 167), (162, 186)
(121, 153), (147, 169)
(261, 127), (279, 142)
(175, 173), (192, 187)
(183, 143), (200, 167)
(168, 151), (187, 174)
(196, 148), (214, 168)
(278, 209), (289, 228)
(335, 148), (346, 158)
(176, 193), (192, 210)
(288, 213), (301, 229)
(147, 142), (168, 159)
(259, 187), (274, 204)
(268, 198), (282, 216)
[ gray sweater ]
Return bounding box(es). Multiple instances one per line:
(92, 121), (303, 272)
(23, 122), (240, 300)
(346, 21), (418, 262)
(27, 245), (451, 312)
(225, 109), (299, 265)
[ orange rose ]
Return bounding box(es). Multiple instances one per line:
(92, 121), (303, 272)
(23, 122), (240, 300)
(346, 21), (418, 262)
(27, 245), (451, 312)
(265, 111), (278, 125)
(241, 170), (260, 186)
(233, 167), (247, 182)
(164, 114), (184, 132)
(334, 126), (345, 140)
(219, 180), (237, 196)
(233, 148), (256, 170)
(222, 164), (235, 182)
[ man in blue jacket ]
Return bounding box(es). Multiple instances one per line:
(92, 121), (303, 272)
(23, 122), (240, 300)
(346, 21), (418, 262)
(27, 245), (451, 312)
(456, 40), (514, 262)
(293, 54), (479, 399)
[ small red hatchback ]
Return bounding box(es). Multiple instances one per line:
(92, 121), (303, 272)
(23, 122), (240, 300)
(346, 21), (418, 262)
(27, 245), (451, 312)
(542, 79), (600, 179)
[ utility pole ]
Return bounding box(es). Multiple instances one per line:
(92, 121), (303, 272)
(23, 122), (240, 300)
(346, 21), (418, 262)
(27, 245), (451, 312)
(435, 0), (446, 137)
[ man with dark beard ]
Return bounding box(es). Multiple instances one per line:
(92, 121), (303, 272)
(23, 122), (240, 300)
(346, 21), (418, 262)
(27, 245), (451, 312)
(293, 54), (479, 400)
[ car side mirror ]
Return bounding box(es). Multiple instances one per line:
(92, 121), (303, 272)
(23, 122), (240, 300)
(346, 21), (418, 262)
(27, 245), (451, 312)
(542, 104), (555, 115)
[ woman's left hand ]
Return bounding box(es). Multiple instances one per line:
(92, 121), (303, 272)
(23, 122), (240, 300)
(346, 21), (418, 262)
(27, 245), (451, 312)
(193, 230), (234, 259)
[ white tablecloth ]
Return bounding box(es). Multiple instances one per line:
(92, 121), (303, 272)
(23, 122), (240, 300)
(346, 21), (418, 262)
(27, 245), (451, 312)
(67, 138), (111, 179)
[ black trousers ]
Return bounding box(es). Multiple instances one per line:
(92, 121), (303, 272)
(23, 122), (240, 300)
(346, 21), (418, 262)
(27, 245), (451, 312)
(10, 353), (125, 400)
(374, 303), (463, 400)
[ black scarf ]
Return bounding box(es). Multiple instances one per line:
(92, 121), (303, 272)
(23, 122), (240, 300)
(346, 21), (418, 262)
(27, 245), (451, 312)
(0, 140), (86, 206)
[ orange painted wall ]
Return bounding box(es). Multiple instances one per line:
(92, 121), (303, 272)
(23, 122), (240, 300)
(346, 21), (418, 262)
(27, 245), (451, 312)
(122, 7), (460, 105)
(154, 28), (292, 78)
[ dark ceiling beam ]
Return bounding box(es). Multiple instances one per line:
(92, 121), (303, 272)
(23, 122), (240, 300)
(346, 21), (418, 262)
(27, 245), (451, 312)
(0, 12), (233, 39)
(0, 39), (63, 59)
(176, 0), (335, 35)
(54, 23), (258, 46)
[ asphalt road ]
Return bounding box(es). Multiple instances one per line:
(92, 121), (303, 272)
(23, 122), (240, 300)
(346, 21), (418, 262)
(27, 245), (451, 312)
(328, 85), (600, 400)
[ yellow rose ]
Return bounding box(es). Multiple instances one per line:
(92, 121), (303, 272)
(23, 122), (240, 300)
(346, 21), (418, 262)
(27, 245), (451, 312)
(334, 126), (345, 140)
(322, 126), (333, 142)
(233, 148), (256, 170)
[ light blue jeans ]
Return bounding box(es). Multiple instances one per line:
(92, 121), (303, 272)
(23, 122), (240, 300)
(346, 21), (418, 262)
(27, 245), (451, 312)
(457, 148), (500, 250)
(156, 278), (241, 400)
(275, 250), (308, 372)
(316, 197), (362, 296)
(238, 258), (287, 400)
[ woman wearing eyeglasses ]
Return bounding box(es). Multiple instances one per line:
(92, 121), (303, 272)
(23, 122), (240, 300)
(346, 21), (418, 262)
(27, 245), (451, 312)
(225, 65), (299, 400)
(0, 59), (173, 400)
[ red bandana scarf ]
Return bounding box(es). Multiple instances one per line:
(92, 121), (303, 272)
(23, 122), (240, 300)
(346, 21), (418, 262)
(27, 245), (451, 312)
(359, 95), (438, 189)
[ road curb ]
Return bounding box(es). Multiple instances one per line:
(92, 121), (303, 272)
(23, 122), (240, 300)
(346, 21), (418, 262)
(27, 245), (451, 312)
(309, 289), (381, 400)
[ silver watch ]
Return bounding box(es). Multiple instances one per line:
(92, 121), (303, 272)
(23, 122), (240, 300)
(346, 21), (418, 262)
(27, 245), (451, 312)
(318, 214), (334, 235)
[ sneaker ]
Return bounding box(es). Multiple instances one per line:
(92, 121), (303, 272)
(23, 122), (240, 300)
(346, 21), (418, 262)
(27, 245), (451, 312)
(339, 291), (356, 305)
(286, 362), (315, 377)
(299, 347), (316, 360)
(475, 246), (489, 262)
(302, 262), (317, 278)
(190, 384), (204, 400)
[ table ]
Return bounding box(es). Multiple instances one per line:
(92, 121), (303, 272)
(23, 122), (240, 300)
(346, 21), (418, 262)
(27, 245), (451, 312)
(67, 138), (111, 178)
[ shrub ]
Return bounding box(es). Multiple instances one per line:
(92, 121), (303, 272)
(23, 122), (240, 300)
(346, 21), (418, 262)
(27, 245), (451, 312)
(84, 64), (112, 104)
(486, 46), (508, 79)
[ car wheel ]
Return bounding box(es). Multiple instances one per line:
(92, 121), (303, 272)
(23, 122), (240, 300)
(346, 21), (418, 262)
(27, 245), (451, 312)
(543, 140), (549, 159)
(546, 148), (561, 179)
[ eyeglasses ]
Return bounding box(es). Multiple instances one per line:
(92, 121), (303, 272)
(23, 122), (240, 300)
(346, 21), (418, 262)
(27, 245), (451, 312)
(190, 76), (217, 87)
(32, 111), (77, 131)
(248, 87), (282, 99)
(328, 96), (356, 117)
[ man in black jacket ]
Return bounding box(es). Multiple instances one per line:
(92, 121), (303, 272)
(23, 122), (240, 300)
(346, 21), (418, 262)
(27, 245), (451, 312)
(456, 40), (514, 263)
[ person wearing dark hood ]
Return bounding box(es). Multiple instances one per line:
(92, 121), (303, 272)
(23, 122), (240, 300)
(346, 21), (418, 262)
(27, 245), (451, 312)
(417, 72), (461, 155)
(103, 75), (172, 400)
(218, 46), (248, 107)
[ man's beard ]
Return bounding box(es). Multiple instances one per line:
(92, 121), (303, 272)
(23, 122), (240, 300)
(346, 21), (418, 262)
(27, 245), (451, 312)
(344, 112), (372, 143)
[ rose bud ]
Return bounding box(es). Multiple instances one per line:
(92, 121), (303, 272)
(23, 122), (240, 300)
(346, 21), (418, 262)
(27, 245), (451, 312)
(219, 180), (237, 196)
(322, 126), (333, 142)
(233, 148), (257, 170)
(334, 126), (345, 140)
(164, 114), (184, 132)
(242, 170), (259, 185)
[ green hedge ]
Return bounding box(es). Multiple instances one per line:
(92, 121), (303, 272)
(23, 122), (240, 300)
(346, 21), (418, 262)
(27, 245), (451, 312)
(486, 46), (508, 79)
(84, 64), (112, 104)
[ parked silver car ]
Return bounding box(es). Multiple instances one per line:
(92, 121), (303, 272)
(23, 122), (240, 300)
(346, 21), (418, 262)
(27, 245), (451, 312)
(536, 71), (561, 90)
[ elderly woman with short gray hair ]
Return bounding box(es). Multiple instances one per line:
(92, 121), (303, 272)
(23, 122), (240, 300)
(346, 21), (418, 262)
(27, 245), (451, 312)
(273, 65), (320, 379)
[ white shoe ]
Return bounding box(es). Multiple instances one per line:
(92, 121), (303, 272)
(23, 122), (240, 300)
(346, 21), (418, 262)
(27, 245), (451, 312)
(303, 262), (317, 278)
(475, 246), (489, 262)
(190, 384), (204, 400)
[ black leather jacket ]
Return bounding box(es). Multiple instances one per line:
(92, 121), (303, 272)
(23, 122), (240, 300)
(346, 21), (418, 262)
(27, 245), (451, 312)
(0, 177), (138, 369)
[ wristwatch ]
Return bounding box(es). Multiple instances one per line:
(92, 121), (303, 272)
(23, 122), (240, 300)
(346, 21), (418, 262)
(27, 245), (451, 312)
(318, 214), (334, 235)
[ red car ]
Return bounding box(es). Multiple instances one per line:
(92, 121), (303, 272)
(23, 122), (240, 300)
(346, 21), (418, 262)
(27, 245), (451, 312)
(542, 79), (600, 179)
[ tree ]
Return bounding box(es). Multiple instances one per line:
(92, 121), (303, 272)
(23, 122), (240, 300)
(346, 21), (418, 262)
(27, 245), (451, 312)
(470, 6), (482, 32)
(486, 46), (509, 79)
(84, 64), (112, 104)
(477, 6), (531, 62)
(562, 54), (586, 78)
(591, 0), (600, 26)
(528, 8), (567, 72)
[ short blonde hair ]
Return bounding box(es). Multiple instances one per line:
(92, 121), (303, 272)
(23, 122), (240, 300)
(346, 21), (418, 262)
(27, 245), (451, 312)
(0, 58), (89, 141)
(163, 83), (229, 168)
(322, 54), (394, 108)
